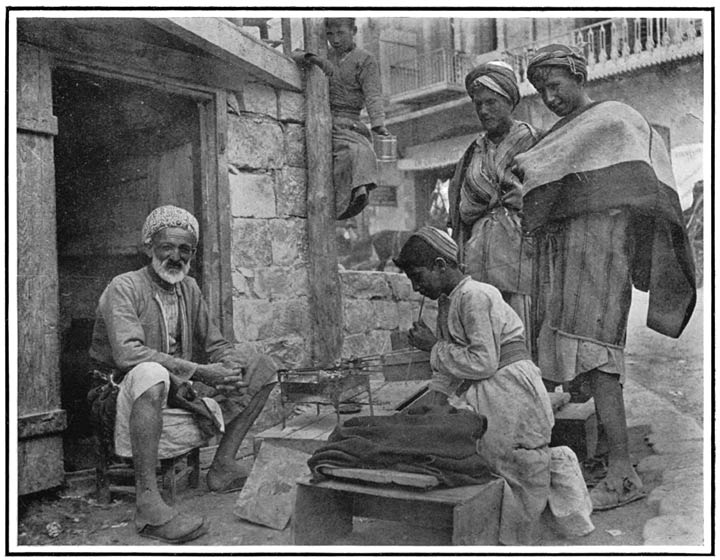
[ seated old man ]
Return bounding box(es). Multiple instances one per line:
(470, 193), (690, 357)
(88, 205), (277, 544)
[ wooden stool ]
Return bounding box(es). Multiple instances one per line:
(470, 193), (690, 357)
(95, 436), (201, 504)
(292, 475), (504, 545)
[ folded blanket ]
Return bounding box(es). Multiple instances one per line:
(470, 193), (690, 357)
(515, 100), (696, 338)
(308, 410), (490, 487)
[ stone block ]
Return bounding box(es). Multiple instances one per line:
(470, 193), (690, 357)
(259, 336), (311, 370)
(255, 266), (308, 300)
(340, 271), (392, 299)
(643, 514), (705, 546)
(234, 442), (311, 530)
(231, 269), (250, 297)
(342, 333), (371, 359)
(276, 167), (307, 218)
(232, 218), (272, 268)
(644, 414), (704, 444)
(648, 480), (704, 508)
(268, 218), (308, 266)
(655, 486), (704, 516)
(637, 452), (702, 474)
(268, 298), (312, 339)
(289, 267), (309, 297)
(227, 114), (284, 170)
(229, 172), (276, 218)
(255, 267), (289, 300)
(366, 330), (392, 356)
(662, 465), (703, 485)
(284, 124), (306, 167)
(241, 82), (278, 118)
(233, 298), (273, 341)
(371, 300), (400, 329)
(388, 272), (413, 300)
(649, 439), (705, 456)
(343, 299), (375, 335)
(397, 301), (415, 330)
(278, 89), (305, 122)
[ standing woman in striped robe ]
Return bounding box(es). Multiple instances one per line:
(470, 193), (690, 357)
(448, 61), (539, 350)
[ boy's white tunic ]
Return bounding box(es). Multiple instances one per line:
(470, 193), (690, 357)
(429, 276), (593, 544)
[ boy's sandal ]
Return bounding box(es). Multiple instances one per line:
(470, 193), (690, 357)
(138, 513), (207, 544)
(590, 477), (646, 511)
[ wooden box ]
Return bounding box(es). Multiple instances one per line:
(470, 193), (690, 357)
(293, 475), (503, 545)
(551, 398), (598, 460)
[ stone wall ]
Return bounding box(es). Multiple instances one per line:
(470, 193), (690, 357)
(226, 84), (431, 372)
(340, 270), (437, 359)
(226, 84), (312, 369)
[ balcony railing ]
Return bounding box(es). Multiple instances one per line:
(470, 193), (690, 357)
(505, 18), (703, 96)
(388, 48), (474, 104)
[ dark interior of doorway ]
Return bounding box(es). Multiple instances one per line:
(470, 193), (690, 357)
(52, 67), (202, 470)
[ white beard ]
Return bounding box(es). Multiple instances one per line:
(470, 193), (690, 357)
(152, 254), (190, 285)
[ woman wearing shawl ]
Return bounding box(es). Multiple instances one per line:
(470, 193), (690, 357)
(515, 44), (696, 511)
(448, 61), (539, 347)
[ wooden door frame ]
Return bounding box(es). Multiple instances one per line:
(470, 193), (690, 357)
(50, 59), (235, 340)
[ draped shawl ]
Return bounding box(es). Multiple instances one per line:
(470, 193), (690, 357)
(514, 100), (696, 337)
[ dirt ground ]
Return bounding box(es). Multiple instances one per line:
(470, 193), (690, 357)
(15, 288), (705, 551)
(17, 422), (657, 550)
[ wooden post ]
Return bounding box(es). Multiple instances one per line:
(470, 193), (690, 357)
(281, 19), (293, 55)
(17, 42), (66, 494)
(303, 18), (342, 366)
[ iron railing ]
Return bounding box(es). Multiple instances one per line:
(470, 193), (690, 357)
(388, 48), (474, 97)
(505, 17), (703, 95)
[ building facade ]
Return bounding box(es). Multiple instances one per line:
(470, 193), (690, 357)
(354, 16), (704, 234)
(15, 15), (424, 494)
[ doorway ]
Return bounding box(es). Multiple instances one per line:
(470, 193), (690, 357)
(52, 68), (203, 469)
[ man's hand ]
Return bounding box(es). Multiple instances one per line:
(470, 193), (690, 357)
(195, 363), (248, 394)
(408, 318), (437, 352)
(372, 125), (390, 136)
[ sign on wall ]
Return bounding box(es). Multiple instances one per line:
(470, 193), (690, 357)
(370, 185), (398, 206)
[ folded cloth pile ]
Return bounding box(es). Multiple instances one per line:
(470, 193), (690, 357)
(308, 409), (490, 487)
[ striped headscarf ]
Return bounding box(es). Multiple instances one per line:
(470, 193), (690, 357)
(465, 60), (520, 108)
(393, 226), (459, 270)
(526, 43), (588, 86)
(141, 205), (199, 245)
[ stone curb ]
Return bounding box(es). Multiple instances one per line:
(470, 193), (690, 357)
(623, 380), (706, 547)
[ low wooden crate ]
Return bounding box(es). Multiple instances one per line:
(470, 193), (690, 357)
(382, 349), (432, 381)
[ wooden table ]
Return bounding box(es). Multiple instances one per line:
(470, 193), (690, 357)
(292, 475), (504, 545)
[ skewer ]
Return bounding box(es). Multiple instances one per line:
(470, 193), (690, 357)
(417, 296), (425, 323)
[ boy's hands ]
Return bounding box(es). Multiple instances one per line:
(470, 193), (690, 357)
(309, 55), (334, 77)
(408, 318), (437, 352)
(290, 50), (334, 77)
(372, 125), (390, 136)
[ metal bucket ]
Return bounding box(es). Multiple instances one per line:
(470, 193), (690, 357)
(373, 134), (397, 162)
